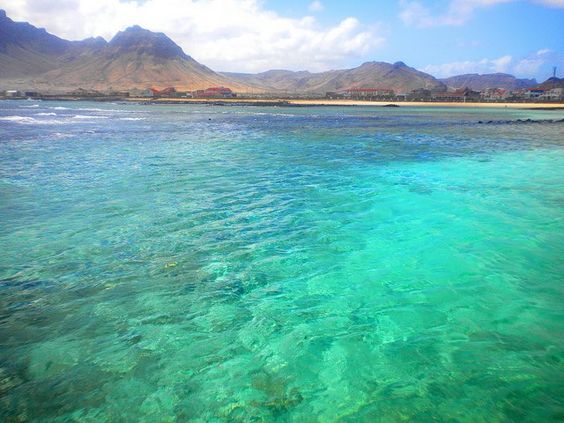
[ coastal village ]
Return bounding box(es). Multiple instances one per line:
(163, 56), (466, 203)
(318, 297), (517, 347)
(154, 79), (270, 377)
(2, 84), (563, 102)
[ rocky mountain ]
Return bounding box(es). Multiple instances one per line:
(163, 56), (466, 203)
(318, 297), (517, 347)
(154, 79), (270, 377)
(224, 61), (445, 94)
(37, 25), (255, 92)
(0, 9), (97, 78)
(0, 10), (251, 92)
(0, 10), (454, 95)
(440, 73), (537, 91)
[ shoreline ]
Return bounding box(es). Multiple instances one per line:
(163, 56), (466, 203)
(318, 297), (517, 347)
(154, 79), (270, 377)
(128, 98), (564, 109)
(2, 97), (564, 109)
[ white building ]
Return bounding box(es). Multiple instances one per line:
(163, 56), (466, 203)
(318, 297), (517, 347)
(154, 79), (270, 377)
(4, 90), (21, 97)
(540, 88), (563, 101)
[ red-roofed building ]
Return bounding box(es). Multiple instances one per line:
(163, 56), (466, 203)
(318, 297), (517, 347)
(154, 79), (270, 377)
(193, 87), (236, 98)
(148, 87), (177, 97)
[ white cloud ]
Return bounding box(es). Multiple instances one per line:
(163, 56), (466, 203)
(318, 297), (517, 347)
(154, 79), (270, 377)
(513, 49), (564, 77)
(535, 0), (564, 6)
(309, 1), (324, 12)
(423, 55), (513, 77)
(513, 57), (545, 75)
(399, 0), (512, 27)
(423, 49), (564, 80)
(399, 0), (564, 28)
(0, 0), (384, 72)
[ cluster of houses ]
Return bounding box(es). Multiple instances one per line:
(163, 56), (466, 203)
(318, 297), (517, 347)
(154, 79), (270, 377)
(326, 87), (564, 102)
(0, 86), (237, 100)
(2, 85), (563, 102)
(326, 86), (564, 102)
(475, 87), (563, 101)
(135, 86), (236, 99)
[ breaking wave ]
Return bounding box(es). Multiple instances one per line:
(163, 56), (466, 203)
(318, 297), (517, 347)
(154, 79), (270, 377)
(0, 115), (68, 125)
(72, 115), (109, 119)
(0, 116), (36, 123)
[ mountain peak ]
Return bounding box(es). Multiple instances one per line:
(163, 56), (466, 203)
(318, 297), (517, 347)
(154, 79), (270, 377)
(359, 61), (386, 68)
(72, 36), (107, 49)
(537, 76), (564, 90)
(0, 9), (245, 91)
(0, 9), (69, 56)
(109, 25), (188, 59)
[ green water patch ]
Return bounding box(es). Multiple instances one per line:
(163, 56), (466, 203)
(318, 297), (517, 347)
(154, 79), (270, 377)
(1, 146), (562, 421)
(1, 102), (563, 421)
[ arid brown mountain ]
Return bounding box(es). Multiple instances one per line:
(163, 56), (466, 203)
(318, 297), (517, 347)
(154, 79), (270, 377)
(0, 9), (104, 79)
(440, 73), (537, 91)
(1, 10), (445, 94)
(0, 10), (251, 92)
(36, 25), (255, 92)
(224, 61), (446, 94)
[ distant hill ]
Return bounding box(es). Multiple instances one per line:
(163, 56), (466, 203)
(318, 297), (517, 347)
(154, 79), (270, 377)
(535, 77), (564, 90)
(440, 73), (537, 91)
(224, 61), (445, 94)
(0, 10), (252, 92)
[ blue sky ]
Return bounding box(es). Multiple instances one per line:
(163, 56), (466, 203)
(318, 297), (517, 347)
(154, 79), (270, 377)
(2, 0), (563, 80)
(268, 0), (564, 80)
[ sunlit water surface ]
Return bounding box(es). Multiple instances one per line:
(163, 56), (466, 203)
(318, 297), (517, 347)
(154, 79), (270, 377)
(1, 101), (563, 421)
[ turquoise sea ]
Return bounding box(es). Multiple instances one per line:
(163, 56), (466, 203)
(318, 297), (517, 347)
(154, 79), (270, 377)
(0, 101), (563, 422)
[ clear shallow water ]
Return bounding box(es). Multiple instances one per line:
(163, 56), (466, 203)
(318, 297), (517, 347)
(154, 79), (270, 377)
(1, 101), (563, 422)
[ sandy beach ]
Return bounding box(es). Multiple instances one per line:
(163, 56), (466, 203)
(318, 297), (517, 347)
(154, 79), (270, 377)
(129, 97), (564, 109)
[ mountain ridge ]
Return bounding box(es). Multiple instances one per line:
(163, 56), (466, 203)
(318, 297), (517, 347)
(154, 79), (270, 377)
(222, 61), (446, 94)
(0, 10), (253, 92)
(0, 10), (546, 94)
(535, 77), (564, 90)
(440, 73), (537, 91)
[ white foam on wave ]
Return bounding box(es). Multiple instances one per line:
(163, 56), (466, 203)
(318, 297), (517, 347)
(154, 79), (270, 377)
(72, 115), (109, 119)
(20, 104), (40, 108)
(36, 112), (57, 116)
(0, 115), (69, 125)
(0, 116), (36, 123)
(77, 107), (129, 113)
(50, 106), (70, 110)
(52, 132), (74, 139)
(119, 117), (145, 121)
